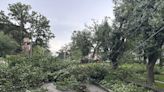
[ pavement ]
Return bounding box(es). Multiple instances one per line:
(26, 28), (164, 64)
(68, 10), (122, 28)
(86, 84), (108, 92)
(42, 83), (62, 92)
(42, 83), (109, 92)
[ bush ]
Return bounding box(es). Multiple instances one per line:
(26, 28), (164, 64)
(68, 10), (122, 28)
(100, 80), (152, 92)
(0, 32), (18, 57)
(0, 63), (46, 92)
(154, 66), (162, 74)
(99, 68), (133, 89)
(68, 63), (111, 82)
(111, 81), (152, 92)
(121, 63), (146, 74)
(0, 51), (54, 92)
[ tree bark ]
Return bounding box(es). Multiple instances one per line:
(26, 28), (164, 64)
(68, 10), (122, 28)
(159, 51), (163, 68)
(112, 62), (118, 69)
(92, 42), (101, 59)
(143, 54), (147, 64)
(92, 46), (97, 59)
(147, 53), (158, 86)
(159, 58), (163, 68)
(111, 56), (118, 69)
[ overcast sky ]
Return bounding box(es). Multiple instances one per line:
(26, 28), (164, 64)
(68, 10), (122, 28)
(0, 0), (114, 54)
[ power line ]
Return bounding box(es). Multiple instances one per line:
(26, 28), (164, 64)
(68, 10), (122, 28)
(109, 2), (150, 58)
(130, 26), (164, 53)
(110, 1), (160, 58)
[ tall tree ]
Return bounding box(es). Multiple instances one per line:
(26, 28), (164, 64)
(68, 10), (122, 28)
(0, 2), (55, 48)
(8, 2), (31, 45)
(89, 18), (125, 69)
(113, 0), (164, 85)
(74, 18), (125, 67)
(71, 30), (92, 57)
(30, 11), (54, 48)
(87, 18), (112, 60)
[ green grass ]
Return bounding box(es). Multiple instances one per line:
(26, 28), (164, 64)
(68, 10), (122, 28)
(155, 81), (164, 89)
(155, 74), (164, 82)
(120, 63), (164, 89)
(154, 74), (164, 88)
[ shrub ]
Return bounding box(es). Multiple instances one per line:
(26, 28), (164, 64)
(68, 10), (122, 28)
(99, 69), (133, 90)
(68, 63), (111, 82)
(111, 81), (152, 92)
(100, 80), (152, 92)
(0, 63), (46, 92)
(0, 32), (18, 57)
(121, 63), (146, 74)
(0, 54), (51, 92)
(154, 66), (162, 74)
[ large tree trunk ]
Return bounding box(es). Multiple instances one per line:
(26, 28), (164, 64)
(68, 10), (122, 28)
(147, 61), (156, 86)
(159, 51), (163, 68)
(143, 55), (147, 64)
(20, 16), (25, 46)
(92, 47), (97, 59)
(92, 42), (101, 59)
(111, 56), (118, 69)
(159, 58), (163, 68)
(112, 59), (118, 69)
(147, 53), (158, 86)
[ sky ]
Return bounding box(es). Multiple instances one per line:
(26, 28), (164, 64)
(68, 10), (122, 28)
(0, 0), (114, 54)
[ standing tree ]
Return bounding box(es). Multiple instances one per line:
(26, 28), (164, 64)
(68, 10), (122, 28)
(29, 11), (54, 48)
(87, 18), (112, 61)
(113, 0), (164, 85)
(71, 30), (92, 58)
(0, 2), (54, 48)
(89, 18), (125, 69)
(8, 2), (31, 45)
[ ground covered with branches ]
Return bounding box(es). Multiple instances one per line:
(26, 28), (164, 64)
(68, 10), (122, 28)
(0, 1), (164, 92)
(0, 47), (163, 92)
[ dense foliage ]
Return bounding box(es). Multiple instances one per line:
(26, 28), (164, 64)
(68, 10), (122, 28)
(0, 32), (18, 57)
(0, 2), (54, 48)
(0, 1), (164, 92)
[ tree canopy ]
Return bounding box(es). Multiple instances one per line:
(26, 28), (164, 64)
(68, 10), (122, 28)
(0, 2), (55, 48)
(0, 32), (18, 57)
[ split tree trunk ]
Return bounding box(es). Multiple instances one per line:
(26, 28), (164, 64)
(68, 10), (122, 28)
(92, 47), (97, 59)
(92, 43), (101, 59)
